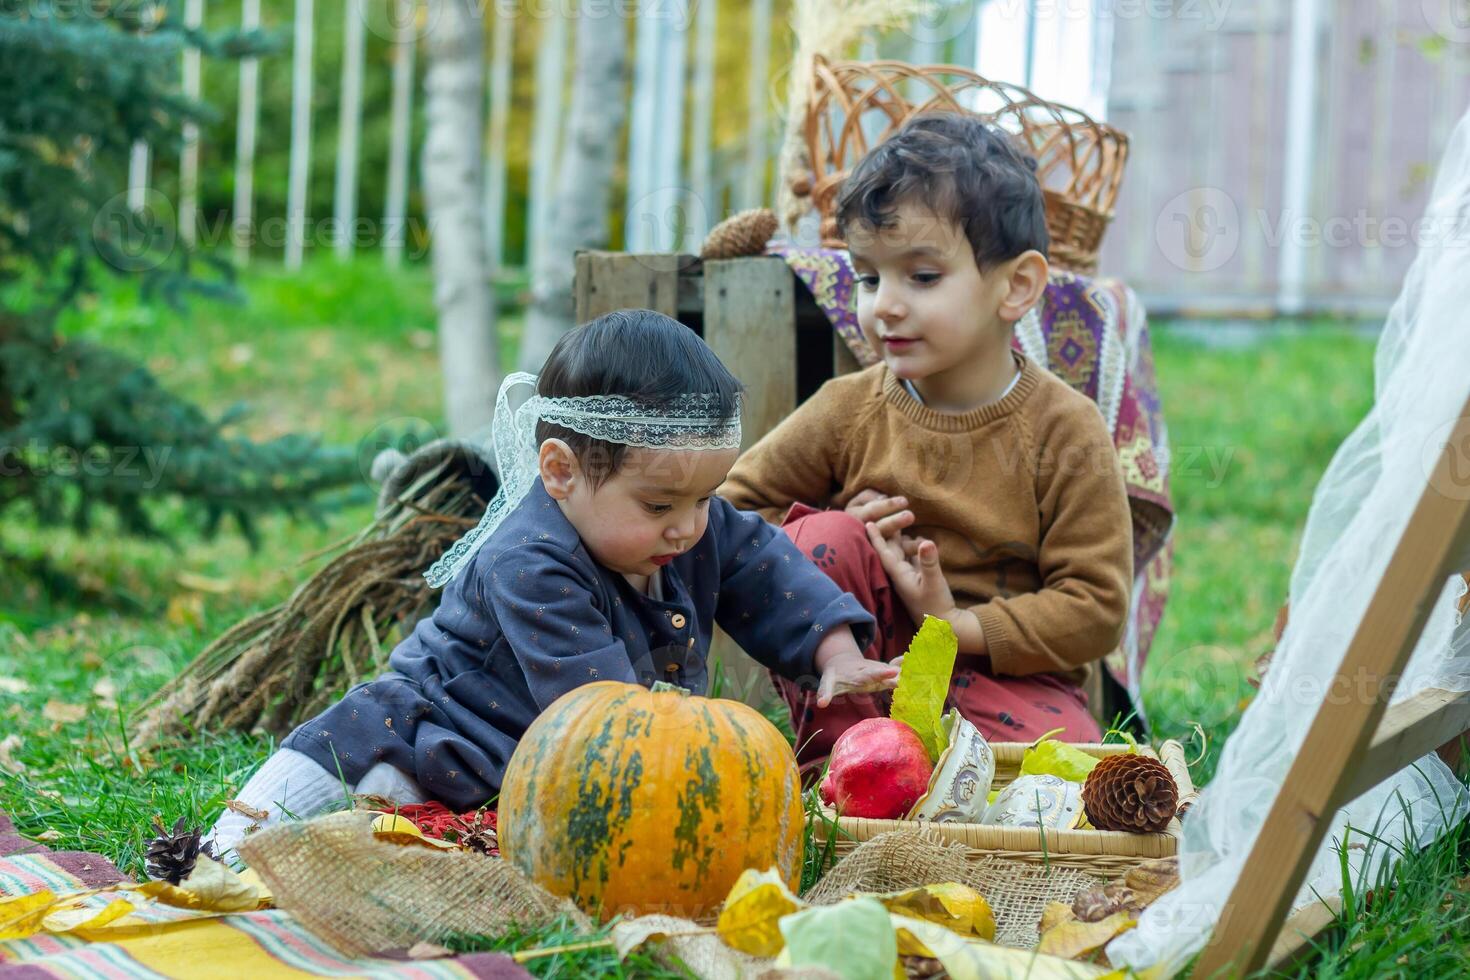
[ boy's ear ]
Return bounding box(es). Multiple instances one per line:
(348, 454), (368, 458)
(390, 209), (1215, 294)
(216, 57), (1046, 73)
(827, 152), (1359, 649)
(539, 439), (580, 500)
(997, 249), (1049, 323)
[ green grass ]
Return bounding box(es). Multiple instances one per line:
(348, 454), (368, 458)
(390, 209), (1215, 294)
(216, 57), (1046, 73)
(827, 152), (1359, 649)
(0, 266), (1464, 977)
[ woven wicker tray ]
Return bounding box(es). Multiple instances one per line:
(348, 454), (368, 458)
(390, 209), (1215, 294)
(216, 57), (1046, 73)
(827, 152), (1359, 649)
(812, 740), (1197, 875)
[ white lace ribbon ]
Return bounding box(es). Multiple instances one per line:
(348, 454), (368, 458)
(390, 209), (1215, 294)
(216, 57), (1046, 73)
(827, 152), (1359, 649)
(424, 372), (742, 588)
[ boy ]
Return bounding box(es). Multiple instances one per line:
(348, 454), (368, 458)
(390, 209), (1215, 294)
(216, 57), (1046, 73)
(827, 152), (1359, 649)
(722, 114), (1133, 761)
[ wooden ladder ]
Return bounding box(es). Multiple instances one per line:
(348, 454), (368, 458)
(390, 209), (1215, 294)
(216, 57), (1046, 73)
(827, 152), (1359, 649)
(1194, 392), (1470, 977)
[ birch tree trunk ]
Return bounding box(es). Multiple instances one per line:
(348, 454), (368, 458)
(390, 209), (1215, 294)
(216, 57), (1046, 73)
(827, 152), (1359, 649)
(516, 0), (628, 372)
(423, 0), (498, 437)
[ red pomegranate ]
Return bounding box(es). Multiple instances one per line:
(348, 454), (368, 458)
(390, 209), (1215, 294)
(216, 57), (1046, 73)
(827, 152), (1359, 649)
(819, 718), (934, 819)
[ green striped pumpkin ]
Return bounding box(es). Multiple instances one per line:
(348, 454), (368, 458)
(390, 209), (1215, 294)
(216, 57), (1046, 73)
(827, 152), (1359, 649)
(498, 680), (804, 920)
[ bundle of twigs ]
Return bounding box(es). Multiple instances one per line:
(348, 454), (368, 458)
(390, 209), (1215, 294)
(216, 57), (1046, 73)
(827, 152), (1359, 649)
(133, 444), (495, 744)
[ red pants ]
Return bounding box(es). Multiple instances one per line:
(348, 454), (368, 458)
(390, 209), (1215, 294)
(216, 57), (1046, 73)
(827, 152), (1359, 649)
(777, 504), (1101, 766)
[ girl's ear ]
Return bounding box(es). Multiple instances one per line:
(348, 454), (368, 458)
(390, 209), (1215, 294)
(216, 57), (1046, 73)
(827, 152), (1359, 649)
(997, 249), (1049, 323)
(539, 439), (580, 500)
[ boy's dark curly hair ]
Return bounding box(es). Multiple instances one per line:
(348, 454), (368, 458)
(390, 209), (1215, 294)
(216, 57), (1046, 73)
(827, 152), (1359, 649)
(535, 309), (743, 488)
(835, 113), (1049, 269)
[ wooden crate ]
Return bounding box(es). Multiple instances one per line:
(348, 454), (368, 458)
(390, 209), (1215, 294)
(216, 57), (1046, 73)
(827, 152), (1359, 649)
(812, 740), (1197, 875)
(573, 250), (862, 706)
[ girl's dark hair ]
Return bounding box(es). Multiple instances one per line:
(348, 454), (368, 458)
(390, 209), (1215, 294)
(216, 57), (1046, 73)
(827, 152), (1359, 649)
(835, 113), (1049, 269)
(534, 309), (743, 486)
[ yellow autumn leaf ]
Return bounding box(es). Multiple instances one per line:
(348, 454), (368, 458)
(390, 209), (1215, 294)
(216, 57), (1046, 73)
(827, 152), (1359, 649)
(891, 913), (1114, 979)
(1036, 910), (1137, 960)
(371, 813), (459, 850)
(0, 890), (59, 940)
(237, 866), (274, 907)
(138, 856), (264, 912)
(715, 867), (805, 957)
(42, 897), (136, 934)
(1039, 900), (1076, 934)
(875, 883), (995, 941)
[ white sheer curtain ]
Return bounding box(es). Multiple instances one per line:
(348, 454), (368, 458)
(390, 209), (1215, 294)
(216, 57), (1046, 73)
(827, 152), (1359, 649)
(1108, 104), (1470, 975)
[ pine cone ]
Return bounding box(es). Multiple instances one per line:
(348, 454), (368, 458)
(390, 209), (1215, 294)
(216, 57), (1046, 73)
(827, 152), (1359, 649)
(145, 815), (214, 884)
(1081, 754), (1179, 833)
(700, 208), (778, 260)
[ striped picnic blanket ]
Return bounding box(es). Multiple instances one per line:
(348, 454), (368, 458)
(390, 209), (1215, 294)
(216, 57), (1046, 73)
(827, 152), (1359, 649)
(0, 812), (528, 979)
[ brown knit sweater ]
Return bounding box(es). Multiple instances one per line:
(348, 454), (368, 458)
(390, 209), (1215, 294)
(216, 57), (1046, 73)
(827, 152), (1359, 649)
(720, 351), (1133, 684)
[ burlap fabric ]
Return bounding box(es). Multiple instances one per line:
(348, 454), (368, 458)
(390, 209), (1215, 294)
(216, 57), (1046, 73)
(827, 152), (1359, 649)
(240, 814), (1100, 972)
(237, 811), (590, 958)
(804, 830), (1104, 950)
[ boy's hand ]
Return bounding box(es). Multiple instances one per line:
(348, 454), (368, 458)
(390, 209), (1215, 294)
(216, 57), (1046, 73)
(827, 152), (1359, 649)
(866, 525), (958, 626)
(812, 627), (899, 708)
(844, 489), (914, 538)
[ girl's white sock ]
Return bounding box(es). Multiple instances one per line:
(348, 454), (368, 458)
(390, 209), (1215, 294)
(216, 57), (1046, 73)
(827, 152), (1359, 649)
(204, 748), (347, 864)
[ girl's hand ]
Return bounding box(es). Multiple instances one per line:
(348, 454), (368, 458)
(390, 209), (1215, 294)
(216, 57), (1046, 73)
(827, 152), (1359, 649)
(812, 627), (898, 708)
(865, 524), (957, 626)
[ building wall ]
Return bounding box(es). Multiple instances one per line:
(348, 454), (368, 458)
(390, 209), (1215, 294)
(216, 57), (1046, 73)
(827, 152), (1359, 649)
(1101, 0), (1470, 316)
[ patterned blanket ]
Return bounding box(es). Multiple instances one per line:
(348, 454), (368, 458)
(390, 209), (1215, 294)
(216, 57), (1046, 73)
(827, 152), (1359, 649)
(769, 245), (1175, 711)
(0, 812), (528, 979)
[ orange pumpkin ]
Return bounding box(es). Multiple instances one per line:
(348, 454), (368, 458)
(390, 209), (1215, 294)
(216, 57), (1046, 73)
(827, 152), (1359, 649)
(498, 680), (804, 920)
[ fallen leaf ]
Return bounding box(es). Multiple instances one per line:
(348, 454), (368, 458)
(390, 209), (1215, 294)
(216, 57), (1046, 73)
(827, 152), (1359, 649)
(165, 593), (204, 629)
(81, 651), (103, 670)
(0, 677), (29, 695)
(92, 678), (117, 709)
(236, 867), (273, 907)
(35, 830), (64, 843)
(0, 734), (26, 774)
(140, 856), (264, 912)
(175, 571), (232, 594)
(779, 898), (897, 980)
(0, 890), (59, 940)
(407, 941), (454, 960)
(716, 867), (804, 956)
(42, 700), (87, 724)
(1036, 910), (1136, 960)
(874, 882), (995, 942)
(892, 913), (1117, 978)
(225, 799), (269, 822)
(1040, 901), (1076, 934)
(1123, 858), (1180, 905)
(370, 813), (458, 850)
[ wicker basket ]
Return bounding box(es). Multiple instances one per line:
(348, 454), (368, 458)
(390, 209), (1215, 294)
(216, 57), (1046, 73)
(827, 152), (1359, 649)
(800, 55), (1130, 275)
(811, 740), (1196, 875)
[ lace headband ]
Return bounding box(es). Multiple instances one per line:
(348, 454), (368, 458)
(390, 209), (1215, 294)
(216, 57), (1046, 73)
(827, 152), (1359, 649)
(424, 372), (742, 587)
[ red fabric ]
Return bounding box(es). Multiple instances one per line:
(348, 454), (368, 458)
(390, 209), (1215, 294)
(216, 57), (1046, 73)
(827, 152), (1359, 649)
(776, 504), (1102, 767)
(388, 802), (499, 856)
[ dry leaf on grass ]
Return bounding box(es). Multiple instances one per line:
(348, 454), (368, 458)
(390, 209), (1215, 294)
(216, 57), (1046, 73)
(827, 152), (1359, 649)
(0, 734), (26, 774)
(225, 799), (270, 822)
(0, 677), (30, 695)
(92, 678), (117, 709)
(42, 700), (87, 724)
